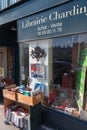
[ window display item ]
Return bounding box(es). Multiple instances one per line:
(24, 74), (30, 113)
(49, 87), (79, 117)
(34, 83), (45, 93)
(30, 45), (46, 62)
(30, 86), (41, 96)
(49, 91), (55, 103)
(31, 64), (45, 79)
(62, 74), (72, 89)
(64, 107), (76, 115)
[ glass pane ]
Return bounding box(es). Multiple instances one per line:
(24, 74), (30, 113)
(0, 0), (21, 9)
(19, 43), (29, 85)
(1, 0), (8, 9)
(9, 0), (19, 5)
(19, 33), (87, 121)
(48, 33), (87, 121)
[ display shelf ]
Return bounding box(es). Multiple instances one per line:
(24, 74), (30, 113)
(3, 86), (42, 130)
(3, 84), (42, 106)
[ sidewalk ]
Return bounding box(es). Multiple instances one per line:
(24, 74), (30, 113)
(0, 102), (19, 130)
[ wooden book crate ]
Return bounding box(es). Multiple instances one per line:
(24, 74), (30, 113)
(17, 92), (42, 106)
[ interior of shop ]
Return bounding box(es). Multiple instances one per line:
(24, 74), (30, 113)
(0, 47), (15, 102)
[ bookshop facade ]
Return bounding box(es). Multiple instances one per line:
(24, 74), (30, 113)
(17, 1), (87, 129)
(0, 0), (87, 129)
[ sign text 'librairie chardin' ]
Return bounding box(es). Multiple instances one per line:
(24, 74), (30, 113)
(18, 1), (87, 41)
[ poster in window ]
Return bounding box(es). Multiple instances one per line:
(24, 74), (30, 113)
(31, 64), (45, 79)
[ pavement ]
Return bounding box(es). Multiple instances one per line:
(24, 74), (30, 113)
(0, 102), (19, 130)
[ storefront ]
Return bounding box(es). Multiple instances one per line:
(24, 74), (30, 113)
(17, 0), (87, 129)
(0, 0), (87, 129)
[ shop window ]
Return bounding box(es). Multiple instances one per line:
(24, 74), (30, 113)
(0, 0), (8, 9)
(48, 34), (87, 121)
(9, 0), (18, 5)
(19, 34), (87, 121)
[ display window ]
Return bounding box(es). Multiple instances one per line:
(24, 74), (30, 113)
(19, 33), (87, 121)
(50, 33), (87, 120)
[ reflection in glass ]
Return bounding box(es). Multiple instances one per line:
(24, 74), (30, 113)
(49, 34), (87, 121)
(19, 43), (29, 85)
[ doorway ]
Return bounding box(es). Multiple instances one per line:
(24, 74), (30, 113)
(0, 47), (14, 85)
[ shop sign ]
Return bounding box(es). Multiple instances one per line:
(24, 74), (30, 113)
(17, 0), (87, 41)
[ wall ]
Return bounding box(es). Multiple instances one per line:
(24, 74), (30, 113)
(29, 39), (53, 96)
